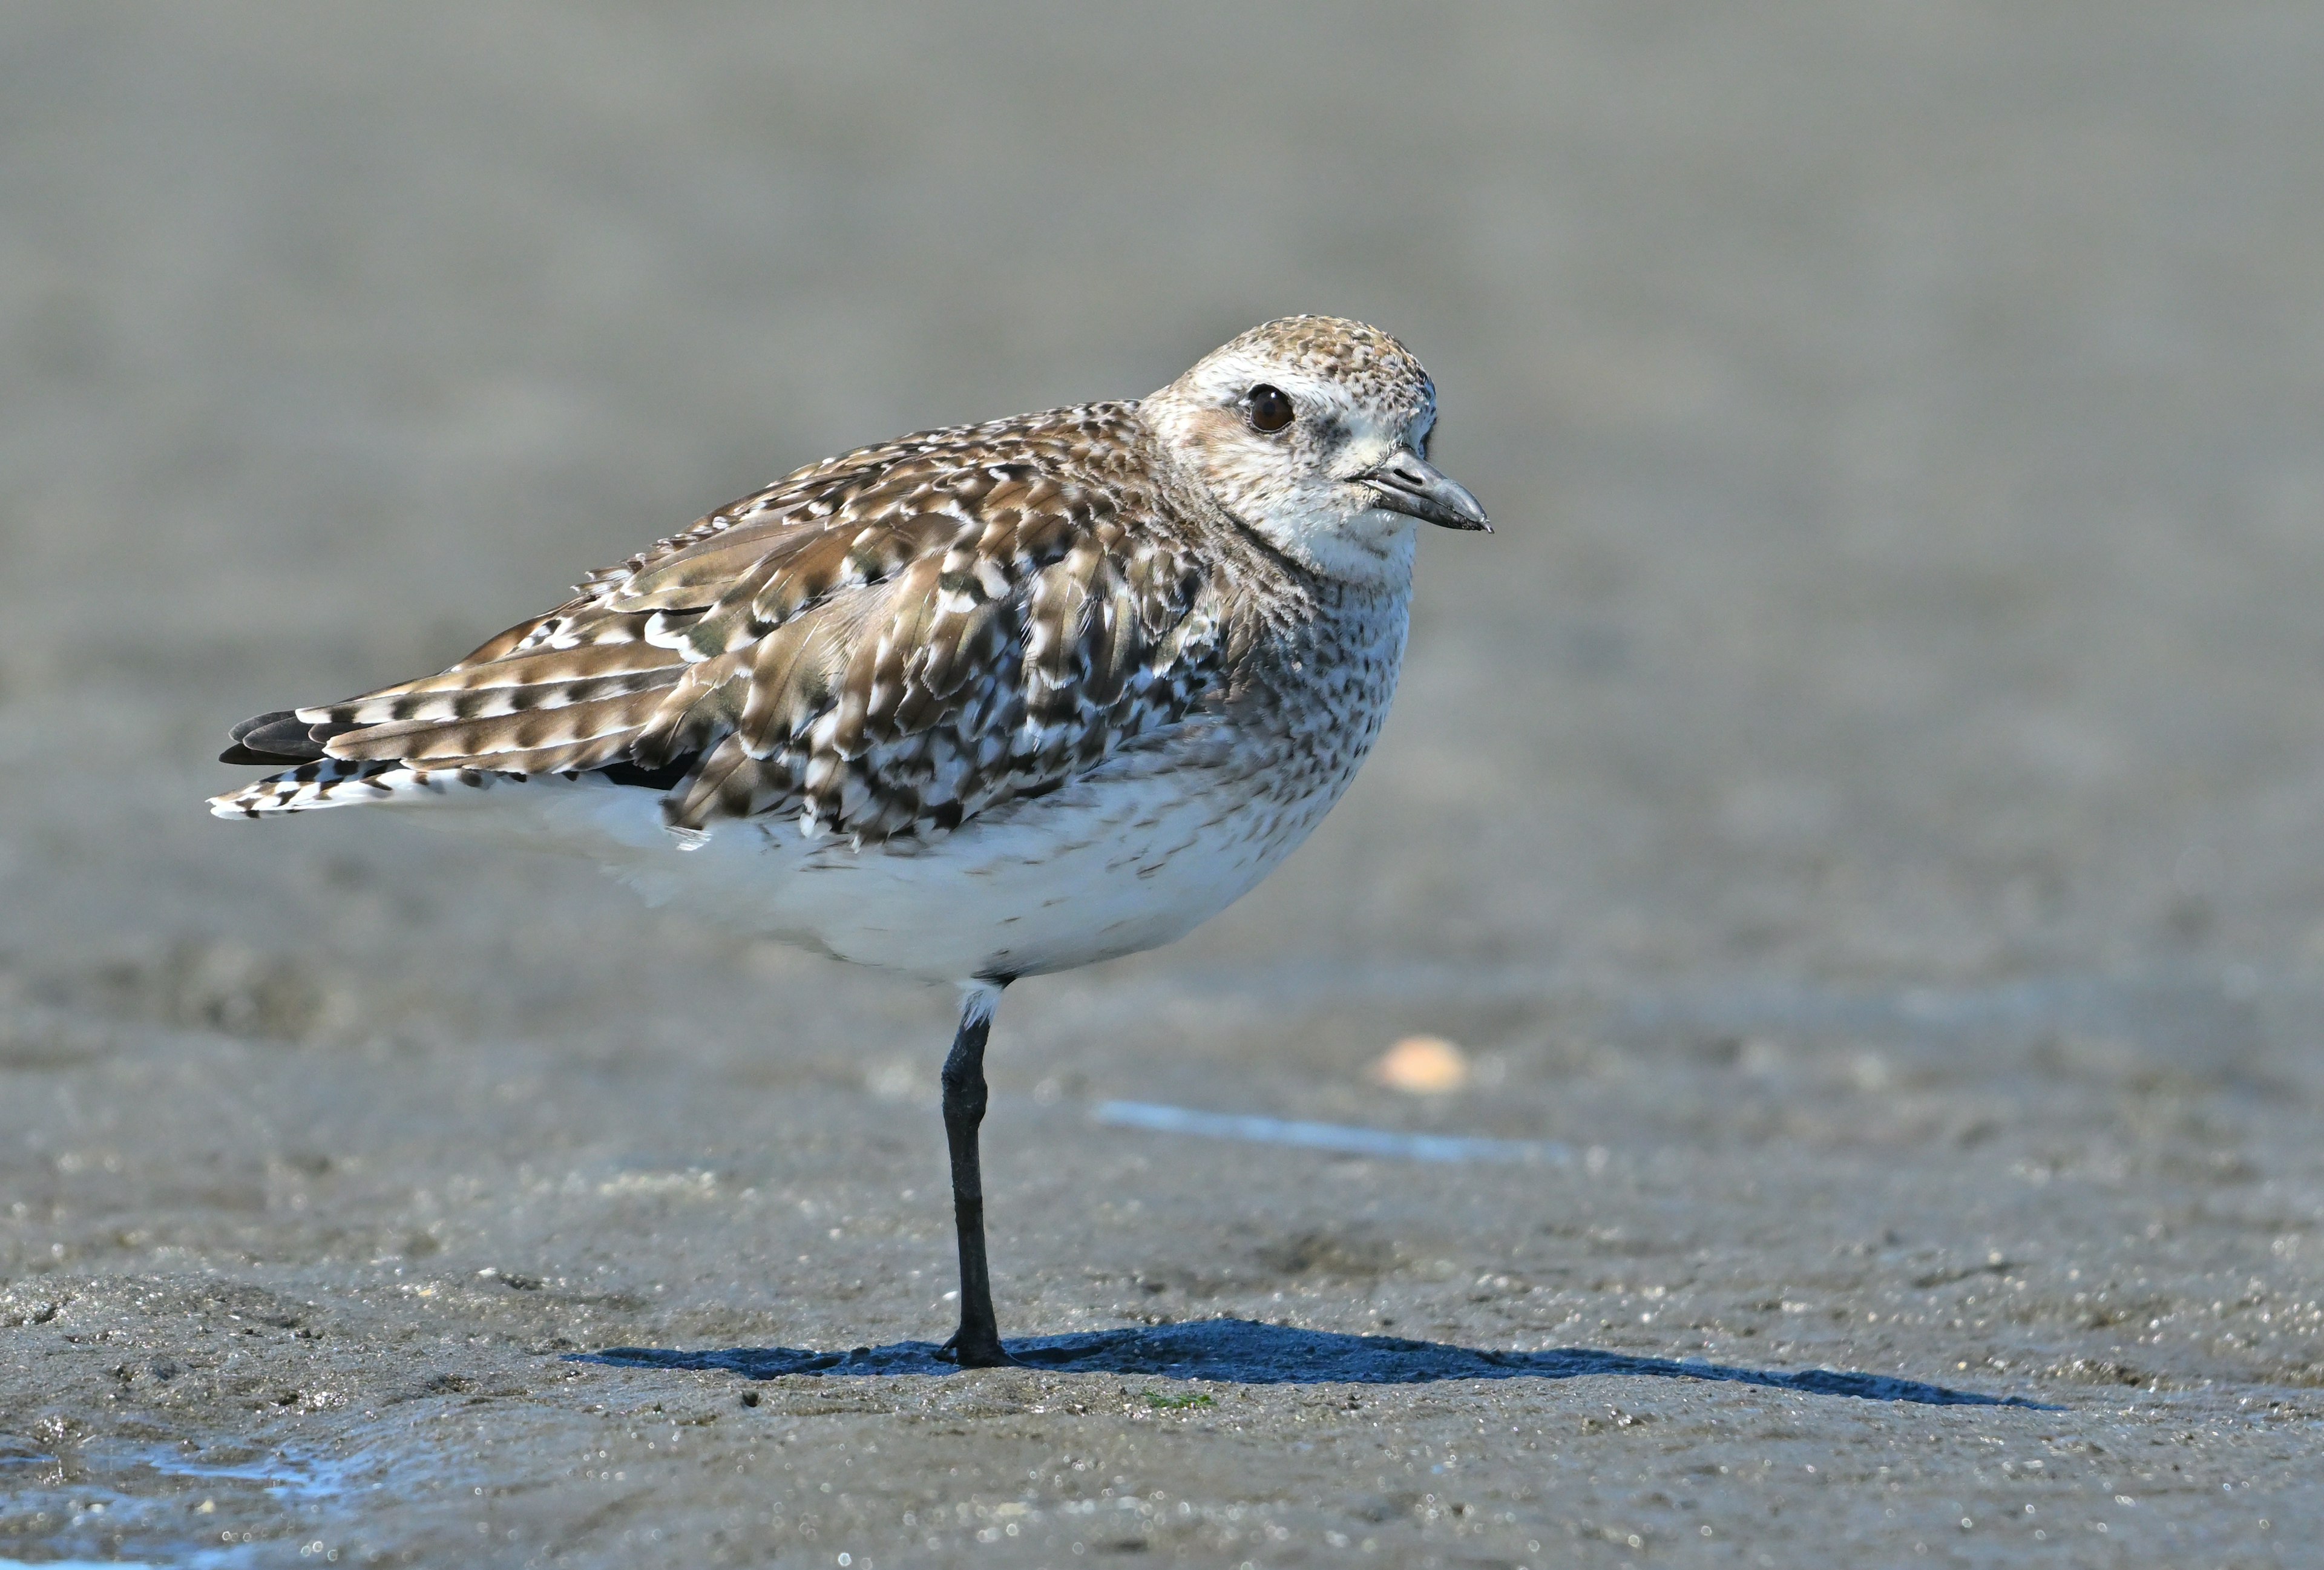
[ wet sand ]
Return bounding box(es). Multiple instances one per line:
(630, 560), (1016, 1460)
(6, 4), (2324, 1564)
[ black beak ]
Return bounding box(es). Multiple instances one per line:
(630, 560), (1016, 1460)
(1359, 452), (1492, 532)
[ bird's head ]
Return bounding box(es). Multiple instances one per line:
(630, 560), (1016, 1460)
(1143, 315), (1489, 585)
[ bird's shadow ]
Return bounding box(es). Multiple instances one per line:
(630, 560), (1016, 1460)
(580, 1318), (2054, 1409)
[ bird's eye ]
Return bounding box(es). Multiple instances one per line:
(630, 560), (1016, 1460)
(1245, 384), (1295, 433)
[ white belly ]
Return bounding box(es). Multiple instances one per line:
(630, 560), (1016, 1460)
(462, 736), (1344, 984)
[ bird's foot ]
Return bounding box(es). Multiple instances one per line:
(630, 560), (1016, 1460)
(937, 1327), (1019, 1368)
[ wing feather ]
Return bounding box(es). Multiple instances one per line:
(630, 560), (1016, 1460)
(224, 402), (1232, 841)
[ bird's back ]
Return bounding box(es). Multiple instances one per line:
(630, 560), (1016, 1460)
(213, 401), (1270, 847)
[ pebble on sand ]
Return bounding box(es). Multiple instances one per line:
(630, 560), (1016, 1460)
(1370, 1035), (1470, 1094)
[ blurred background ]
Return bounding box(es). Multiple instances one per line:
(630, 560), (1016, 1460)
(7, 3), (2323, 1010)
(8, 4), (2324, 1560)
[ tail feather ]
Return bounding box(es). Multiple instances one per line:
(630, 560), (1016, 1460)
(207, 759), (501, 818)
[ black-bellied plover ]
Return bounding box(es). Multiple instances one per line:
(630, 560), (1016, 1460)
(211, 317), (1489, 1365)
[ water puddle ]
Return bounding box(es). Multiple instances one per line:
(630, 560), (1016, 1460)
(0, 1436), (372, 1566)
(1094, 1099), (1572, 1164)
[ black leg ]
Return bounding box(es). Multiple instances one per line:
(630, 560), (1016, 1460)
(937, 983), (1015, 1367)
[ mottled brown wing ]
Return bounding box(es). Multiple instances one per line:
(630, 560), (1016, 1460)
(263, 404), (1228, 842)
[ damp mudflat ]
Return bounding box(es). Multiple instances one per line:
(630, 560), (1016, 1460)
(10, 4), (2324, 1566)
(8, 968), (2324, 1569)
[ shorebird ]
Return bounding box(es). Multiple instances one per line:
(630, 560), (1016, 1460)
(210, 316), (1489, 1365)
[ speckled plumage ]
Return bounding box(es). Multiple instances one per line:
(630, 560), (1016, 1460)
(211, 317), (1485, 984)
(210, 316), (1488, 1365)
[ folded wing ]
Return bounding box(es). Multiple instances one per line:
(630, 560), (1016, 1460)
(217, 405), (1227, 842)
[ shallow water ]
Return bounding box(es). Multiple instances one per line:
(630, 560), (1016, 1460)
(1094, 1100), (1575, 1163)
(0, 1439), (372, 1567)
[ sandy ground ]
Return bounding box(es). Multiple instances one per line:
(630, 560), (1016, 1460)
(7, 4), (2324, 1565)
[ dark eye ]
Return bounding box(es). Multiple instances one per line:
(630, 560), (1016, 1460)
(1246, 384), (1295, 433)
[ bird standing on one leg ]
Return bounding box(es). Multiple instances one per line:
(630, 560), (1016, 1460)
(211, 315), (1490, 1366)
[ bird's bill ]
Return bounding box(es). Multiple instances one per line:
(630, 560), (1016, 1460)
(1358, 452), (1492, 532)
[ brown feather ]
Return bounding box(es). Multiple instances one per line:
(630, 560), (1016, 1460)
(242, 401), (1247, 842)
